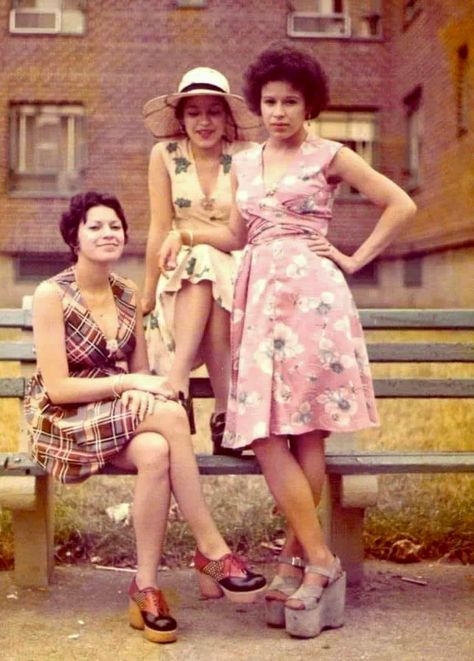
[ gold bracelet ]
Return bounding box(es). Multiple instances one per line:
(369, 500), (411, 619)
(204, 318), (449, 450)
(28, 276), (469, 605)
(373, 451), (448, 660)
(112, 374), (124, 398)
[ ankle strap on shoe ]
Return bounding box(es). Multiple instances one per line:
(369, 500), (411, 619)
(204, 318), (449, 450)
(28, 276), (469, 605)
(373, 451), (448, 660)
(305, 556), (341, 580)
(278, 555), (305, 569)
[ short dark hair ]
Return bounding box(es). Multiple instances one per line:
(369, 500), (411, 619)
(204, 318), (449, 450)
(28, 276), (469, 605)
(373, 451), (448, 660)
(243, 45), (329, 119)
(174, 96), (238, 141)
(60, 191), (128, 261)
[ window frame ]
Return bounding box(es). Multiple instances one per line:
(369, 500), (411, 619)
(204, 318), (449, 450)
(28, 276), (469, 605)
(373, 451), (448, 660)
(403, 86), (423, 192)
(9, 0), (86, 36)
(306, 109), (379, 199)
(9, 102), (86, 198)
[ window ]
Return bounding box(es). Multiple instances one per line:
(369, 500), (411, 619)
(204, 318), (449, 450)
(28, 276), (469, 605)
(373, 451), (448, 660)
(16, 254), (72, 280)
(403, 255), (423, 287)
(457, 44), (469, 137)
(176, 0), (207, 6)
(9, 0), (85, 35)
(9, 103), (86, 197)
(403, 87), (422, 190)
(306, 110), (378, 197)
(403, 0), (422, 28)
(346, 260), (379, 287)
(287, 0), (350, 38)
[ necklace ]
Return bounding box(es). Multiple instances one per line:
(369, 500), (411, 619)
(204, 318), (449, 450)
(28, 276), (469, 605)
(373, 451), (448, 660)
(200, 196), (215, 211)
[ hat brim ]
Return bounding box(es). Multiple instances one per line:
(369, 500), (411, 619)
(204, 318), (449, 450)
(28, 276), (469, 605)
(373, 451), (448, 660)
(143, 90), (262, 141)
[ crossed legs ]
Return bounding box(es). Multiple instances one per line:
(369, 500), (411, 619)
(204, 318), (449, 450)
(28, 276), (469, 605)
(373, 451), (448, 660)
(113, 401), (237, 589)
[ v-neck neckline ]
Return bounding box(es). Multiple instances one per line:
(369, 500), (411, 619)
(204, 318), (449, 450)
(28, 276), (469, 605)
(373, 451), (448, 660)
(187, 139), (225, 203)
(260, 134), (307, 196)
(72, 269), (121, 347)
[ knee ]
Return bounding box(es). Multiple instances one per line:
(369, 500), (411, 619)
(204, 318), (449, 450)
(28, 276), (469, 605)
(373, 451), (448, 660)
(134, 434), (170, 475)
(150, 400), (190, 434)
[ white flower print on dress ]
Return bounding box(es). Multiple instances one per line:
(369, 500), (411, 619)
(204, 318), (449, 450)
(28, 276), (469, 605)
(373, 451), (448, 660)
(232, 308), (244, 324)
(334, 315), (351, 340)
(251, 278), (267, 304)
(252, 421), (267, 439)
(290, 401), (313, 426)
(315, 291), (335, 316)
(235, 390), (261, 414)
(254, 322), (304, 374)
(286, 255), (308, 279)
(318, 337), (356, 374)
(272, 240), (285, 259)
(317, 385), (359, 427)
(321, 258), (345, 283)
(296, 296), (320, 313)
(274, 372), (292, 404)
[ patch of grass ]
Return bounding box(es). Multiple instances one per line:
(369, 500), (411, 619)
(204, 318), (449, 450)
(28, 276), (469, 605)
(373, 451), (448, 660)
(1, 329), (473, 568)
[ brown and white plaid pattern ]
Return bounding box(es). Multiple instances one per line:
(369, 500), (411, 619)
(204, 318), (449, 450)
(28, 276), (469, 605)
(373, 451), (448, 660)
(24, 267), (139, 483)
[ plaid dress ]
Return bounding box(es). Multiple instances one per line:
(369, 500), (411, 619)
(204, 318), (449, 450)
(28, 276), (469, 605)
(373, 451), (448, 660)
(24, 267), (139, 483)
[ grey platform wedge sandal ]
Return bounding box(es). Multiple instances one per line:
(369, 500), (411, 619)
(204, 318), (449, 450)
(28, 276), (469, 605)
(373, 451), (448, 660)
(264, 556), (305, 628)
(284, 557), (346, 638)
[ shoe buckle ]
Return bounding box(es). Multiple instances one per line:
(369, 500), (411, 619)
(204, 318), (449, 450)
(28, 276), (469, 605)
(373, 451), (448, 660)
(289, 556), (305, 568)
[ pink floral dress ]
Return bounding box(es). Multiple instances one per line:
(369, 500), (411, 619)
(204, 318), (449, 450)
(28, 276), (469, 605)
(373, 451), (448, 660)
(222, 136), (379, 450)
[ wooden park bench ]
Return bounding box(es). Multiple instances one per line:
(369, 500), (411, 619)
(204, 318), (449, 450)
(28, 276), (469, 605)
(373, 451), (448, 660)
(1, 305), (473, 588)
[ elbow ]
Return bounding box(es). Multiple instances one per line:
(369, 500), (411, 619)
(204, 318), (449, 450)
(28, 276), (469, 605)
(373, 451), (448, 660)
(406, 198), (418, 219)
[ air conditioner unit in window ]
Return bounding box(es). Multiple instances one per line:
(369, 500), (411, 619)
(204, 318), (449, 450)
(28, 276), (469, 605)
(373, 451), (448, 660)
(287, 12), (351, 38)
(9, 9), (61, 34)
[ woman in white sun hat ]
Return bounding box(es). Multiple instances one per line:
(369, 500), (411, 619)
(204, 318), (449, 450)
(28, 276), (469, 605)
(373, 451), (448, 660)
(142, 67), (260, 456)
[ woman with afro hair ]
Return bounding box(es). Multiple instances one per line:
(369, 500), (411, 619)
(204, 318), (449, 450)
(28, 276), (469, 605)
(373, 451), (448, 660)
(159, 45), (417, 639)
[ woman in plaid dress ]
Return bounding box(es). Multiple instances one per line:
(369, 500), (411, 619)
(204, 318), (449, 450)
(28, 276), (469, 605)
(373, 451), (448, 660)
(25, 191), (265, 644)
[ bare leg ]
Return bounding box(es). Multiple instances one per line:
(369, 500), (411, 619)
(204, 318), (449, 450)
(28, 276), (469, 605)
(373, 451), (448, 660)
(169, 281), (213, 395)
(110, 432), (171, 589)
(200, 300), (231, 413)
(136, 401), (231, 560)
(253, 434), (333, 595)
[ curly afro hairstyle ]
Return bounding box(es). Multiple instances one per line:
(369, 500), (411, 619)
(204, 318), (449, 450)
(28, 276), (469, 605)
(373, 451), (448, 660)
(60, 191), (128, 262)
(243, 45), (329, 119)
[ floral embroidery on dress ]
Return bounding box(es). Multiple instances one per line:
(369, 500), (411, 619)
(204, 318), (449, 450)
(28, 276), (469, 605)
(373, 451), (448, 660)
(175, 197), (192, 208)
(220, 153), (232, 174)
(166, 142), (178, 153)
(173, 156), (191, 174)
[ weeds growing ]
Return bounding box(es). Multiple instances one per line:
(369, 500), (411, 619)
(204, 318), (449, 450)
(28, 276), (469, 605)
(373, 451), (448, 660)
(1, 329), (473, 569)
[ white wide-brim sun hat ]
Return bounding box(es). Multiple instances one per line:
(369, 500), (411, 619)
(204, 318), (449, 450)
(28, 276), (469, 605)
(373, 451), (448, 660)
(143, 67), (261, 141)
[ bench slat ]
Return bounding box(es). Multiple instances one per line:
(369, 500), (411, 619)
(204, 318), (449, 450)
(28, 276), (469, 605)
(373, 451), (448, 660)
(1, 342), (473, 363)
(0, 342), (35, 361)
(367, 343), (474, 362)
(0, 378), (26, 397)
(1, 309), (473, 331)
(1, 376), (473, 399)
(2, 452), (474, 478)
(191, 377), (474, 399)
(359, 309), (474, 329)
(0, 309), (32, 329)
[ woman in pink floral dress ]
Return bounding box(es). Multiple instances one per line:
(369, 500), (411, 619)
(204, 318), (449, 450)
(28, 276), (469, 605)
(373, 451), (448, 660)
(159, 46), (417, 639)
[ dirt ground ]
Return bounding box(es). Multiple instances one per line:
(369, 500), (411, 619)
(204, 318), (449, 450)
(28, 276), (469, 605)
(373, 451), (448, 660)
(1, 560), (473, 661)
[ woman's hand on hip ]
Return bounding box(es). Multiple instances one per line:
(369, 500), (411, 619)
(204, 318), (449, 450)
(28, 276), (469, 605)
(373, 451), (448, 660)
(308, 233), (358, 275)
(159, 233), (183, 272)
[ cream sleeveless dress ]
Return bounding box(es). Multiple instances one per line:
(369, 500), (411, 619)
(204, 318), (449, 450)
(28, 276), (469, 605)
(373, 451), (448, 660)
(146, 137), (255, 373)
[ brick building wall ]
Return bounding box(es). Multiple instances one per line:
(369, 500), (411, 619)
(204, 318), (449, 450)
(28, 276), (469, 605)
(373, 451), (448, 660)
(0, 0), (472, 306)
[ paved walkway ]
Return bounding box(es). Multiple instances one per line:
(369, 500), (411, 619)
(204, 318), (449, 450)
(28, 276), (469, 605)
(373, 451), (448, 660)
(1, 560), (473, 660)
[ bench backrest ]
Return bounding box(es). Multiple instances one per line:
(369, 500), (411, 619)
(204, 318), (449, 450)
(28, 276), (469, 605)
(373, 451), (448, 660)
(0, 308), (473, 400)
